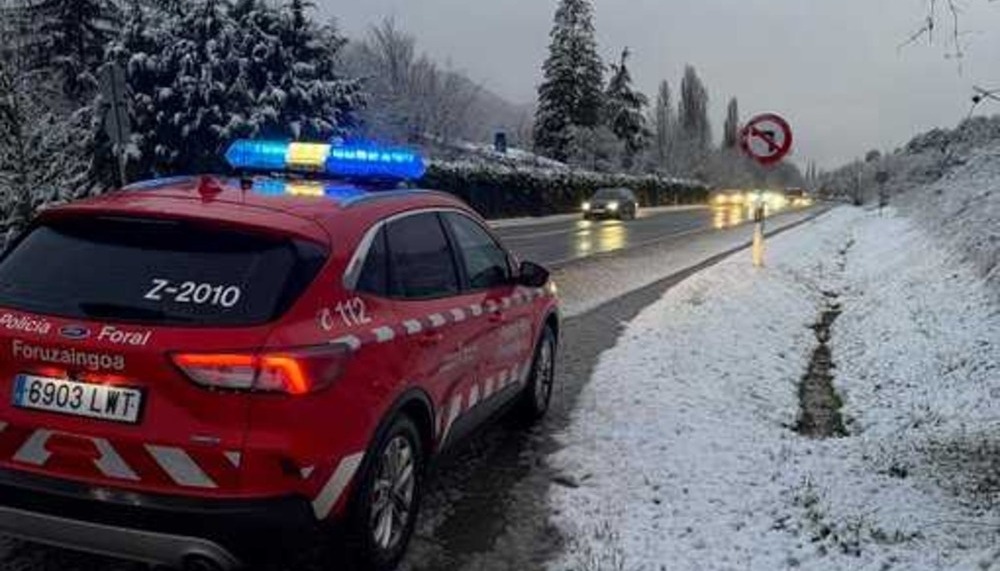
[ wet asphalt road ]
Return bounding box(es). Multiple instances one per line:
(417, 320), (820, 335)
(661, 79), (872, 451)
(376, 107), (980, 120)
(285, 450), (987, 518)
(492, 205), (756, 267)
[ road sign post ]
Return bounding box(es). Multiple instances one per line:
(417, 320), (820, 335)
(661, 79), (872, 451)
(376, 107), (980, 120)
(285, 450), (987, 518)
(740, 113), (794, 268)
(99, 63), (131, 188)
(875, 170), (890, 217)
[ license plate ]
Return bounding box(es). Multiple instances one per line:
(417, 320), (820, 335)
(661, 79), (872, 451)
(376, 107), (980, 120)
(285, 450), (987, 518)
(12, 374), (143, 424)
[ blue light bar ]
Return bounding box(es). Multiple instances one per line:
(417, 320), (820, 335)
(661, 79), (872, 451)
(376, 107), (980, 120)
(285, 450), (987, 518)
(224, 140), (426, 180)
(225, 140), (289, 171)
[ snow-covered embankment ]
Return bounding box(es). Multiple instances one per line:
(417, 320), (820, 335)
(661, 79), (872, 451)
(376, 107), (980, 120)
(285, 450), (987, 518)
(547, 206), (1000, 571)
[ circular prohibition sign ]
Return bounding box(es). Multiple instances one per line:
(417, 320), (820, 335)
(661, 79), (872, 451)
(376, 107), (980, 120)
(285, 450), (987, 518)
(739, 113), (793, 166)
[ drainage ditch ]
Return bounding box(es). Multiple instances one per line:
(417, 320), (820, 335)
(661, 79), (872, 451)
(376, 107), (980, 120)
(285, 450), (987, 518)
(796, 296), (848, 438)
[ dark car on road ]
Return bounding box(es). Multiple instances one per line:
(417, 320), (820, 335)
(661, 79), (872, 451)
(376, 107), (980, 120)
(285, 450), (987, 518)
(581, 188), (638, 220)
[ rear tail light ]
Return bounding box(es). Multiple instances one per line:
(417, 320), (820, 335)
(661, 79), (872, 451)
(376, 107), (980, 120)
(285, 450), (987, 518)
(172, 344), (350, 395)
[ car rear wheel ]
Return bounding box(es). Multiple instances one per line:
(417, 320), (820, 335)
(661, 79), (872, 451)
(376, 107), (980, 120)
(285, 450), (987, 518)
(347, 415), (424, 571)
(518, 326), (557, 422)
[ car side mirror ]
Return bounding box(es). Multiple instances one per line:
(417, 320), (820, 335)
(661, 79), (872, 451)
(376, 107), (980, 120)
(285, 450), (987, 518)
(517, 261), (550, 288)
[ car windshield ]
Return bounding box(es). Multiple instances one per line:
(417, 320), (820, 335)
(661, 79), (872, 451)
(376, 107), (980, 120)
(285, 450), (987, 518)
(0, 217), (327, 326)
(592, 189), (623, 200)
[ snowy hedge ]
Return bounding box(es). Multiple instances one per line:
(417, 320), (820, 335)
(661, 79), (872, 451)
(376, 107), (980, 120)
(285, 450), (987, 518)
(422, 160), (709, 218)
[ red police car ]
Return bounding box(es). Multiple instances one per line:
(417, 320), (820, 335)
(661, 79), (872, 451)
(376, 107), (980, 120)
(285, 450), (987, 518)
(0, 141), (559, 571)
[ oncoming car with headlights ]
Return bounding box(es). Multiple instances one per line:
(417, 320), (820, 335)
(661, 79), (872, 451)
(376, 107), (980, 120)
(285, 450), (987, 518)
(581, 187), (638, 220)
(0, 141), (560, 571)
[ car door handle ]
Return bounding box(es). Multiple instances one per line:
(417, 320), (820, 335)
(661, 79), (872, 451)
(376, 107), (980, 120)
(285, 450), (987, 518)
(417, 331), (445, 347)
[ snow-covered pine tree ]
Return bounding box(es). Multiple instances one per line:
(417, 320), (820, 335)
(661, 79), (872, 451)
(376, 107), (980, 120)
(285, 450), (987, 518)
(0, 56), (92, 239)
(677, 65), (711, 176)
(99, 0), (363, 183)
(651, 80), (674, 171)
(722, 97), (739, 149)
(604, 47), (649, 169)
(35, 0), (120, 100)
(534, 0), (604, 163)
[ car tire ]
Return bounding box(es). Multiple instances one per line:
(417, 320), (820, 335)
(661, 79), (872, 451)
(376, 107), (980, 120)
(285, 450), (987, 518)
(346, 415), (424, 571)
(518, 325), (557, 422)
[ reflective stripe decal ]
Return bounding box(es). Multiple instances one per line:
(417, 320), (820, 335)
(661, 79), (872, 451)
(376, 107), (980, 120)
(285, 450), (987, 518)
(333, 335), (362, 351)
(146, 445), (217, 489)
(450, 308), (466, 322)
(497, 369), (509, 389)
(468, 384), (481, 409)
(403, 320), (423, 335)
(92, 438), (140, 481)
(13, 430), (51, 466)
(373, 326), (395, 343)
(428, 314), (447, 328)
(441, 394), (462, 443)
(468, 304), (483, 317)
(224, 451), (242, 468)
(312, 452), (363, 520)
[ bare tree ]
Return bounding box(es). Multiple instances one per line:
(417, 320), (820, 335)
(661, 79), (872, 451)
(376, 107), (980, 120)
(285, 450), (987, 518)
(900, 0), (970, 63)
(346, 18), (488, 145)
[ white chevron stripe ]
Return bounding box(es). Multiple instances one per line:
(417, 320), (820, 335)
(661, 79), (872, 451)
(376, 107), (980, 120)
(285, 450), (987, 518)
(312, 452), (364, 520)
(483, 376), (495, 398)
(468, 304), (483, 317)
(146, 445), (217, 489)
(92, 438), (140, 481)
(428, 313), (447, 328)
(450, 308), (466, 322)
(13, 430), (51, 466)
(441, 394), (462, 443)
(224, 451), (242, 468)
(403, 320), (423, 334)
(468, 384), (481, 409)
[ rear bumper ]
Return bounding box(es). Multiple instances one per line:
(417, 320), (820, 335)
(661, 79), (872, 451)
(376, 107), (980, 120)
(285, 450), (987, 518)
(0, 505), (241, 569)
(0, 468), (316, 569)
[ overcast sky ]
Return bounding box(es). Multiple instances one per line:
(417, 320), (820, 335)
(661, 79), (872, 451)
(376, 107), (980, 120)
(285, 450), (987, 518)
(320, 0), (1000, 169)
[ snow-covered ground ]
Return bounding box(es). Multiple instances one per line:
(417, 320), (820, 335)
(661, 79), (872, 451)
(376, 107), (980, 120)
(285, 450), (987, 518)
(547, 206), (1000, 571)
(898, 143), (1000, 299)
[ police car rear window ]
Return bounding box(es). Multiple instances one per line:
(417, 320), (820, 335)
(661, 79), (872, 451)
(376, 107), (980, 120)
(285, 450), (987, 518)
(0, 217), (327, 326)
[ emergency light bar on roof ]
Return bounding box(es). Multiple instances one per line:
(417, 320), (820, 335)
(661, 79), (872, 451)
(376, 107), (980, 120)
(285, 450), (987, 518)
(224, 140), (427, 181)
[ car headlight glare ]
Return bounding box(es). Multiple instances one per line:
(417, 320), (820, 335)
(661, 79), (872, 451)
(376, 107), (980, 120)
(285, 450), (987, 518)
(582, 202), (591, 211)
(608, 201), (620, 211)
